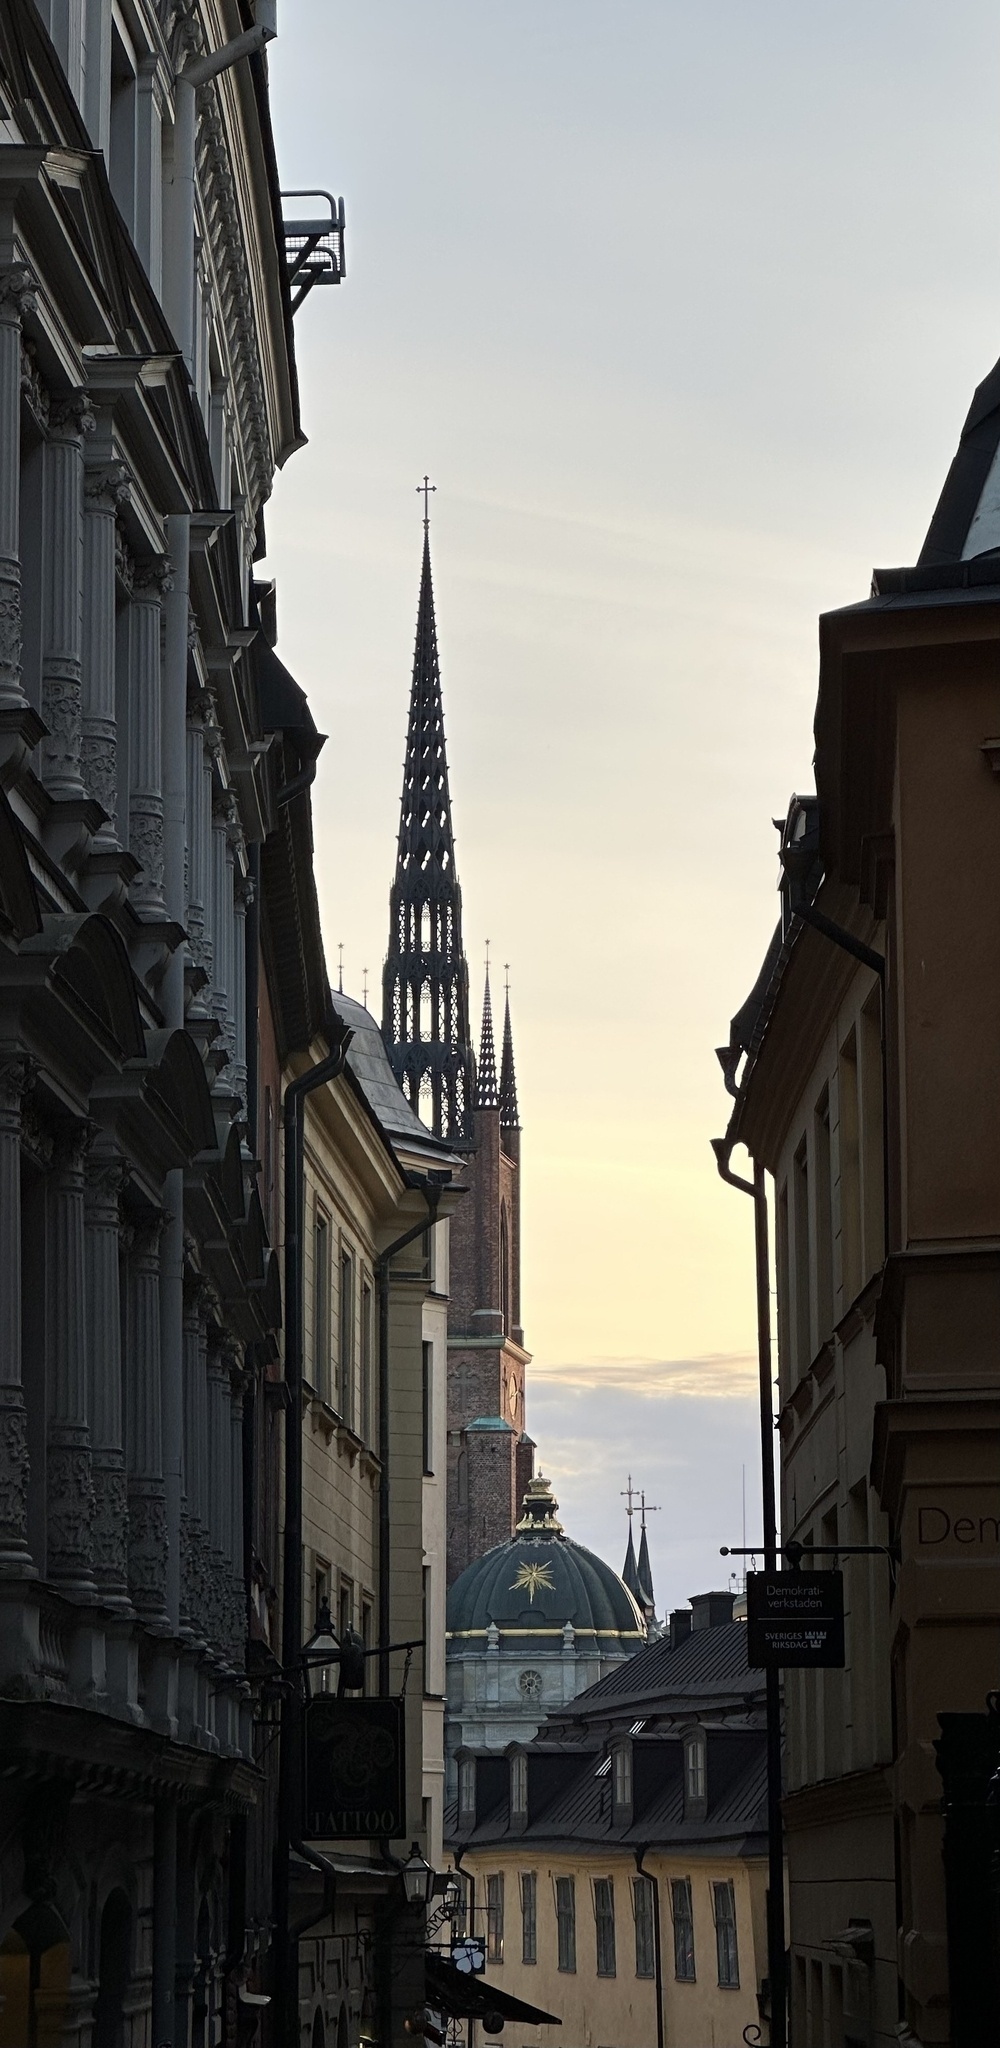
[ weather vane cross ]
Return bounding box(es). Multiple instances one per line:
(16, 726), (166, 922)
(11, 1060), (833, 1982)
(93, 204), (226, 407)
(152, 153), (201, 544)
(639, 1490), (661, 1528)
(621, 1476), (637, 1520)
(417, 474), (436, 531)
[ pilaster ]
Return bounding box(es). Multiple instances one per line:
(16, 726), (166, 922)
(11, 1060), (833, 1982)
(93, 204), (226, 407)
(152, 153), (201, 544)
(184, 690), (216, 1016)
(0, 1048), (35, 1573)
(0, 265), (35, 714)
(181, 1276), (210, 1643)
(206, 1328), (233, 1659)
(128, 556), (171, 915)
(81, 459), (130, 834)
(125, 1215), (169, 1625)
(40, 391), (94, 797)
(85, 1146), (130, 1606)
(46, 1124), (96, 1595)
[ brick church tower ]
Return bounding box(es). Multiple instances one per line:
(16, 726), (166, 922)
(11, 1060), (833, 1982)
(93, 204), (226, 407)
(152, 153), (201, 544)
(382, 502), (533, 1584)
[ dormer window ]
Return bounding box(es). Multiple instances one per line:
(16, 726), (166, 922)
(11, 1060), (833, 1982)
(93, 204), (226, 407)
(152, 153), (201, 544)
(459, 1756), (475, 1825)
(511, 1750), (528, 1820)
(683, 1730), (707, 1819)
(612, 1742), (633, 1819)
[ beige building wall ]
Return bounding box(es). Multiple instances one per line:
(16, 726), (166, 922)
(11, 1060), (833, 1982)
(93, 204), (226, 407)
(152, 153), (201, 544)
(423, 1217), (450, 1869)
(458, 1844), (765, 2048)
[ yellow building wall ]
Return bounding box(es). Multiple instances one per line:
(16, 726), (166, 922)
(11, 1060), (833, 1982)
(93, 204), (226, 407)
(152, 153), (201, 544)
(458, 1845), (767, 2048)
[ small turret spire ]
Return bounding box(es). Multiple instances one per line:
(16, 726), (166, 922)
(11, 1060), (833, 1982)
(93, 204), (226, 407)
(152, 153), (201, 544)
(499, 967), (520, 1130)
(622, 1522), (641, 1601)
(476, 956), (499, 1109)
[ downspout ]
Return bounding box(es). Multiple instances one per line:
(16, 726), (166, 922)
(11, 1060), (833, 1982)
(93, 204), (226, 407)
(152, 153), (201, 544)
(452, 1849), (476, 2048)
(634, 1851), (664, 2048)
(375, 1182), (444, 1698)
(275, 1012), (353, 2048)
(711, 1139), (787, 2048)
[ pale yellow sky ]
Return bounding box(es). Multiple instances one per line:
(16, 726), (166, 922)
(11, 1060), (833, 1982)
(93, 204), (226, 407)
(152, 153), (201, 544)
(260, 0), (1000, 1587)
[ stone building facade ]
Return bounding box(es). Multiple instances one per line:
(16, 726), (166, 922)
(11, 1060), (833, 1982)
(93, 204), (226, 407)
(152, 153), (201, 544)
(716, 350), (1000, 2045)
(0, 3), (304, 2042)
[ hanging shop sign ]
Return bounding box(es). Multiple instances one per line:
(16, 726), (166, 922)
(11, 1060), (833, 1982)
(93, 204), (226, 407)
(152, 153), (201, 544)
(305, 1695), (406, 1839)
(746, 1570), (845, 1669)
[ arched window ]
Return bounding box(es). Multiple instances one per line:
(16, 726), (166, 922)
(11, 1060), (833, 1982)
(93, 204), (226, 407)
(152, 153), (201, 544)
(311, 2011), (326, 2048)
(510, 1750), (528, 1819)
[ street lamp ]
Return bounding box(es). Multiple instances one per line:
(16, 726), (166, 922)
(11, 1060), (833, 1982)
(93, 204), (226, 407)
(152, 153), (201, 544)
(301, 1601), (340, 1696)
(400, 1843), (435, 1909)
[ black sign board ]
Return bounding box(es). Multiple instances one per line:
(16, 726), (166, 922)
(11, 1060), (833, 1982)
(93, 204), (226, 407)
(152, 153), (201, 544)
(746, 1571), (845, 1669)
(305, 1695), (406, 1840)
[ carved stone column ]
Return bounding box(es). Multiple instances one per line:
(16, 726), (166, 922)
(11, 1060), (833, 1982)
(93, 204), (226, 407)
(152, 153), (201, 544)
(181, 1278), (210, 1640)
(227, 1346), (246, 1668)
(206, 1331), (233, 1659)
(125, 1216), (168, 1624)
(40, 392), (94, 797)
(210, 791), (231, 1050)
(0, 265), (36, 713)
(184, 695), (213, 1015)
(81, 460), (129, 837)
(128, 558), (171, 916)
(85, 1147), (130, 1605)
(231, 868), (251, 1112)
(0, 1049), (33, 1572)
(46, 1126), (95, 1594)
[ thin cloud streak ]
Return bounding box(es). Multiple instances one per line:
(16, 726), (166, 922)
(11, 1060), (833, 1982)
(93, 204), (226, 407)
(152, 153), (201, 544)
(531, 1353), (758, 1399)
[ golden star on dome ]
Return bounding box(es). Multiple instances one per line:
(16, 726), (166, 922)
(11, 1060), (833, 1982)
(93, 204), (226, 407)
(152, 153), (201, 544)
(510, 1560), (555, 1604)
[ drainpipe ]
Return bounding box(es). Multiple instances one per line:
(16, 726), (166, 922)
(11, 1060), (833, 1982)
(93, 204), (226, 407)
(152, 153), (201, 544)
(452, 1849), (476, 2048)
(634, 1851), (664, 2048)
(711, 1141), (787, 2048)
(375, 1180), (447, 1697)
(275, 1011), (353, 2048)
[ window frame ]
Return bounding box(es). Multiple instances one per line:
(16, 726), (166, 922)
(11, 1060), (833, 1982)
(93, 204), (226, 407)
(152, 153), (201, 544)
(510, 1749), (528, 1821)
(683, 1729), (707, 1819)
(593, 1876), (616, 1978)
(612, 1740), (633, 1820)
(712, 1878), (740, 1990)
(458, 1756), (475, 1826)
(312, 1208), (331, 1399)
(555, 1875), (576, 1974)
(519, 1871), (537, 1964)
(338, 1242), (354, 1424)
(486, 1872), (504, 1964)
(632, 1875), (655, 1979)
(670, 1875), (696, 1982)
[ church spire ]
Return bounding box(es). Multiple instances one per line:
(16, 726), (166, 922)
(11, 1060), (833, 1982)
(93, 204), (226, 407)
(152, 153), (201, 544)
(622, 1522), (641, 1603)
(476, 962), (499, 1109)
(499, 971), (520, 1130)
(382, 497), (475, 1140)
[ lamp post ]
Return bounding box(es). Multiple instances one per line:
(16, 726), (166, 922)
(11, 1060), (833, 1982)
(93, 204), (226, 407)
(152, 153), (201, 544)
(401, 1844), (435, 1911)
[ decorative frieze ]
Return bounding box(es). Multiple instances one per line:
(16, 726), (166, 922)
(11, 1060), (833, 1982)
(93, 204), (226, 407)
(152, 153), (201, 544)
(0, 266), (37, 712)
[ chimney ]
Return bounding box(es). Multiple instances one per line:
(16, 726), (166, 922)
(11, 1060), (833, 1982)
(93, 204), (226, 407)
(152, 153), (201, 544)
(669, 1608), (692, 1651)
(689, 1591), (736, 1632)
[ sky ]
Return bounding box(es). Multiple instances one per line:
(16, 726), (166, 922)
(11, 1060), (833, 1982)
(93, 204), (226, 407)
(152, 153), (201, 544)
(261, 2), (1000, 1615)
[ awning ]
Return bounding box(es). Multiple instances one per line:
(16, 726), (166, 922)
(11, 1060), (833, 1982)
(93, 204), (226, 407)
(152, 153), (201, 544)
(424, 1953), (561, 2026)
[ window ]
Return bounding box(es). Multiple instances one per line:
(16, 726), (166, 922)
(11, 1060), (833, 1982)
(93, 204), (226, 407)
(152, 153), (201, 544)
(313, 1212), (330, 1397)
(458, 1757), (475, 1825)
(486, 1874), (504, 1964)
(338, 1578), (353, 1640)
(860, 991), (884, 1280)
(361, 1598), (373, 1695)
(511, 1751), (527, 1819)
(633, 1876), (655, 1978)
(612, 1743), (632, 1815)
(339, 1246), (354, 1423)
(520, 1872), (537, 1963)
(838, 1027), (861, 1306)
(713, 1880), (739, 1989)
(814, 1086), (833, 1340)
(684, 1731), (706, 1816)
(556, 1876), (576, 1973)
(422, 1340), (433, 1474)
(670, 1877), (695, 1981)
(361, 1282), (373, 1442)
(500, 1207), (510, 1333)
(594, 1878), (616, 1977)
(792, 1135), (811, 1372)
(313, 1565), (332, 1694)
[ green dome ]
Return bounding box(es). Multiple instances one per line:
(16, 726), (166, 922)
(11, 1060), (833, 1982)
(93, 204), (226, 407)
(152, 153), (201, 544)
(447, 1475), (645, 1643)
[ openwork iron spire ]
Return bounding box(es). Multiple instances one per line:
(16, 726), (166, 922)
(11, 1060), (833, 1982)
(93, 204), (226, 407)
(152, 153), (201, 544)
(499, 975), (520, 1131)
(476, 965), (499, 1109)
(382, 509), (475, 1140)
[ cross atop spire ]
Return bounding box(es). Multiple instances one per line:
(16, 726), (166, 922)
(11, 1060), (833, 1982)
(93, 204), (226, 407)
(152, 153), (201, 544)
(476, 960), (499, 1109)
(416, 474), (436, 531)
(499, 974), (520, 1131)
(381, 517), (475, 1141)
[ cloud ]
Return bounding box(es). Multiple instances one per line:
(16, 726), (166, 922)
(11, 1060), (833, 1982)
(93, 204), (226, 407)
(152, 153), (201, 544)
(530, 1352), (758, 1399)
